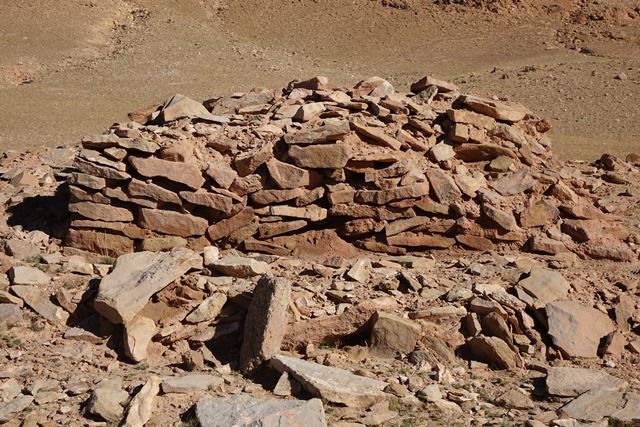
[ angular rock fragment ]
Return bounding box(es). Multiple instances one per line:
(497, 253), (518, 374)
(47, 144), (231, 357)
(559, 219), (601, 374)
(130, 156), (205, 190)
(208, 256), (270, 278)
(240, 275), (291, 375)
(370, 311), (421, 358)
(546, 300), (615, 358)
(271, 355), (388, 407)
(94, 248), (201, 324)
(138, 208), (208, 237)
(123, 376), (161, 427)
(124, 316), (156, 363)
(546, 367), (628, 397)
(196, 395), (326, 427)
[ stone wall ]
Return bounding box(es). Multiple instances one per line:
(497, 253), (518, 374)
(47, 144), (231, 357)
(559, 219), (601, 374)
(65, 75), (634, 260)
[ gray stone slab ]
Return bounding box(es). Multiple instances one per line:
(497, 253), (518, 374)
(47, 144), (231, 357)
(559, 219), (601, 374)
(196, 394), (326, 427)
(271, 355), (388, 407)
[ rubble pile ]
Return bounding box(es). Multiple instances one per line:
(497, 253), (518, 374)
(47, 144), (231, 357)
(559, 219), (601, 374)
(65, 75), (636, 261)
(1, 75), (640, 426)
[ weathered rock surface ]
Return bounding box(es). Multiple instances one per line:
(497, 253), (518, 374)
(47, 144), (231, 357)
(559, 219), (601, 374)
(94, 248), (201, 324)
(370, 311), (421, 358)
(546, 367), (628, 397)
(546, 300), (615, 358)
(196, 395), (327, 427)
(240, 275), (291, 375)
(123, 376), (161, 427)
(208, 256), (270, 278)
(271, 355), (388, 407)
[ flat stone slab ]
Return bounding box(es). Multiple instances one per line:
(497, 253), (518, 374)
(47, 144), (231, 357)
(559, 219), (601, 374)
(208, 256), (270, 278)
(196, 395), (326, 427)
(546, 367), (628, 397)
(0, 395), (34, 423)
(11, 285), (68, 323)
(94, 248), (201, 324)
(9, 266), (51, 286)
(270, 355), (388, 407)
(560, 388), (640, 423)
(161, 375), (224, 394)
(546, 300), (615, 358)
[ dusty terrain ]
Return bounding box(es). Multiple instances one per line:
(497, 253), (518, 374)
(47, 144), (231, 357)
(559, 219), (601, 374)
(1, 0), (639, 160)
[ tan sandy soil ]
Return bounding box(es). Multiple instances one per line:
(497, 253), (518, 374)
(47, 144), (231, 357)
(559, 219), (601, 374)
(0, 0), (639, 160)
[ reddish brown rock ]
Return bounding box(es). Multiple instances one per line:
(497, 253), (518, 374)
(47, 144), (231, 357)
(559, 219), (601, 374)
(447, 109), (495, 129)
(341, 218), (381, 237)
(243, 240), (290, 256)
(207, 207), (255, 241)
(529, 236), (568, 255)
(235, 141), (273, 177)
(453, 143), (517, 162)
(460, 95), (528, 123)
(70, 220), (146, 239)
(350, 122), (402, 150)
(284, 121), (350, 145)
(519, 201), (559, 228)
(560, 205), (615, 221)
(385, 216), (430, 237)
(456, 235), (495, 251)
(291, 76), (329, 90)
(65, 229), (133, 257)
(229, 174), (267, 196)
(411, 76), (459, 93)
(266, 158), (312, 189)
(426, 169), (461, 204)
(69, 202), (134, 222)
(288, 143), (351, 169)
(179, 191), (233, 212)
(355, 182), (429, 205)
(482, 205), (517, 231)
(103, 187), (157, 209)
(130, 156), (205, 190)
(387, 233), (455, 248)
(546, 300), (615, 358)
(69, 173), (107, 190)
(139, 208), (209, 237)
(449, 123), (469, 143)
(329, 204), (414, 221)
(352, 76), (394, 97)
(561, 220), (629, 243)
(490, 168), (536, 196)
(128, 179), (182, 205)
(250, 188), (304, 206)
(73, 157), (131, 181)
(258, 220), (307, 239)
(206, 161), (238, 190)
(159, 141), (194, 162)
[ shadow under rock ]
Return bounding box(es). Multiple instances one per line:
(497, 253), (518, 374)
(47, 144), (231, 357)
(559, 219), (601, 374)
(6, 185), (70, 239)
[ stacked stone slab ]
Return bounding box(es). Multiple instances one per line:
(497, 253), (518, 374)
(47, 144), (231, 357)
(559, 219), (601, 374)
(65, 75), (634, 261)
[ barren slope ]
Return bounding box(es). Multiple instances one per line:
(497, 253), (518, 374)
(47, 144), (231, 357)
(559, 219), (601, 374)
(0, 0), (639, 160)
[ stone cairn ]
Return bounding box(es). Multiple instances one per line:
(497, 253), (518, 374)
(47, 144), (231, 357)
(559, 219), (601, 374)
(65, 75), (634, 261)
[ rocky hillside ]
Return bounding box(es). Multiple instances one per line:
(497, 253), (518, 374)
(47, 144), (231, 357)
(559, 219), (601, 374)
(0, 76), (640, 426)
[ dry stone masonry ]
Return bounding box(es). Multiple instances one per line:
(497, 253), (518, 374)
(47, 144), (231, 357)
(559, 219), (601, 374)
(64, 75), (634, 261)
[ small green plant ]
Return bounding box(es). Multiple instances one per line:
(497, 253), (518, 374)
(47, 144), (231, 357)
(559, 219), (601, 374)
(478, 389), (493, 402)
(100, 256), (115, 265)
(180, 419), (201, 427)
(24, 255), (43, 264)
(1, 334), (23, 349)
(134, 362), (149, 371)
(319, 343), (334, 350)
(28, 321), (44, 332)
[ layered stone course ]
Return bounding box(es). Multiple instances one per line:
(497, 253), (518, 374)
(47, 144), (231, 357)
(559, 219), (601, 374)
(65, 76), (633, 260)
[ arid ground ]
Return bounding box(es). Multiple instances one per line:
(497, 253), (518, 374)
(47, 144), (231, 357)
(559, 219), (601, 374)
(1, 0), (639, 160)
